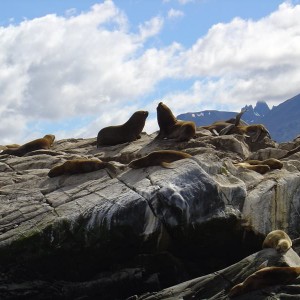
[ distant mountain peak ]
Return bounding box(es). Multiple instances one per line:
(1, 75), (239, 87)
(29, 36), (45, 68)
(177, 93), (300, 142)
(254, 101), (270, 117)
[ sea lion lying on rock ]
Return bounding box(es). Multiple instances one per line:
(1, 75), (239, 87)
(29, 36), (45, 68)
(234, 158), (283, 174)
(48, 158), (117, 178)
(1, 135), (55, 157)
(262, 230), (292, 252)
(220, 124), (271, 142)
(201, 109), (248, 136)
(245, 158), (283, 170)
(156, 102), (196, 142)
(128, 150), (192, 169)
(234, 162), (270, 174)
(229, 266), (300, 298)
(97, 111), (148, 147)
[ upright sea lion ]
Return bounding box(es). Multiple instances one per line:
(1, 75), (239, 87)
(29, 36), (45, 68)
(262, 230), (292, 252)
(234, 162), (271, 174)
(97, 111), (148, 147)
(48, 158), (117, 178)
(1, 135), (55, 157)
(245, 158), (283, 170)
(128, 150), (192, 169)
(156, 102), (196, 142)
(225, 108), (248, 126)
(229, 266), (300, 297)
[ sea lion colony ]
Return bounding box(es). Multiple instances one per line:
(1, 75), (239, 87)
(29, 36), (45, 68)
(0, 102), (283, 176)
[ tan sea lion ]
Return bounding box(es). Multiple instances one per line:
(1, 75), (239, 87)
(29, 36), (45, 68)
(128, 150), (192, 169)
(97, 111), (148, 147)
(48, 158), (117, 178)
(1, 135), (55, 157)
(201, 121), (231, 136)
(0, 143), (21, 150)
(229, 266), (300, 298)
(201, 109), (248, 136)
(156, 102), (196, 142)
(220, 124), (271, 142)
(262, 230), (292, 252)
(245, 158), (283, 170)
(234, 162), (271, 174)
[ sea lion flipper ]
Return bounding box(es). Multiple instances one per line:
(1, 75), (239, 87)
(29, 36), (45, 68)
(235, 108), (247, 126)
(219, 124), (235, 135)
(212, 129), (219, 136)
(160, 162), (175, 169)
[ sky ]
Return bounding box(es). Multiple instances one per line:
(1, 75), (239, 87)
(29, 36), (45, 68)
(1, 0), (300, 144)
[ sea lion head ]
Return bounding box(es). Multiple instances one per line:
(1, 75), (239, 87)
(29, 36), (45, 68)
(129, 110), (149, 121)
(126, 110), (148, 132)
(157, 102), (177, 128)
(43, 134), (55, 144)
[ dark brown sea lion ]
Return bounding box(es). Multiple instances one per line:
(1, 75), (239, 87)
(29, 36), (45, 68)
(280, 145), (300, 159)
(262, 230), (292, 252)
(245, 158), (283, 170)
(48, 158), (117, 178)
(128, 150), (192, 169)
(234, 162), (271, 174)
(156, 102), (196, 142)
(1, 135), (55, 157)
(229, 266), (300, 297)
(97, 111), (148, 147)
(225, 108), (248, 126)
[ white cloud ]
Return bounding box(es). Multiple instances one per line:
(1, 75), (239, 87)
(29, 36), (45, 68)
(178, 0), (194, 4)
(169, 2), (300, 110)
(0, 1), (178, 143)
(167, 9), (185, 19)
(1, 1), (300, 144)
(138, 16), (164, 41)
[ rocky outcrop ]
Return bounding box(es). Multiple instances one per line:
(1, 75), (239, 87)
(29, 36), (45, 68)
(0, 130), (300, 299)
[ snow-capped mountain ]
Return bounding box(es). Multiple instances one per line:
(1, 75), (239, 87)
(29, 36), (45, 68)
(177, 93), (300, 142)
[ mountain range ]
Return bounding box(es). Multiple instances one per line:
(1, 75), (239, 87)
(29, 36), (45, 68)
(177, 93), (300, 143)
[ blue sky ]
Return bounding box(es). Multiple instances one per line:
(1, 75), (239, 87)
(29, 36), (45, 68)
(0, 0), (300, 144)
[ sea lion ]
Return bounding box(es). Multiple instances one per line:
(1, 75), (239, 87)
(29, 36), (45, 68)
(0, 143), (21, 151)
(220, 124), (271, 142)
(225, 108), (248, 126)
(156, 102), (196, 142)
(201, 109), (248, 136)
(128, 150), (192, 169)
(234, 162), (271, 174)
(201, 121), (231, 136)
(245, 158), (283, 170)
(1, 135), (55, 157)
(48, 158), (117, 178)
(97, 111), (148, 147)
(262, 230), (292, 252)
(229, 266), (300, 298)
(280, 145), (300, 159)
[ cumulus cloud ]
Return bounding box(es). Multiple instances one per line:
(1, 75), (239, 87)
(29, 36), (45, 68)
(1, 1), (300, 144)
(0, 1), (178, 143)
(167, 9), (185, 19)
(168, 2), (300, 110)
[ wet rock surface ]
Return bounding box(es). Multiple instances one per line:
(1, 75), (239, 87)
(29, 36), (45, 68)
(0, 130), (300, 299)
